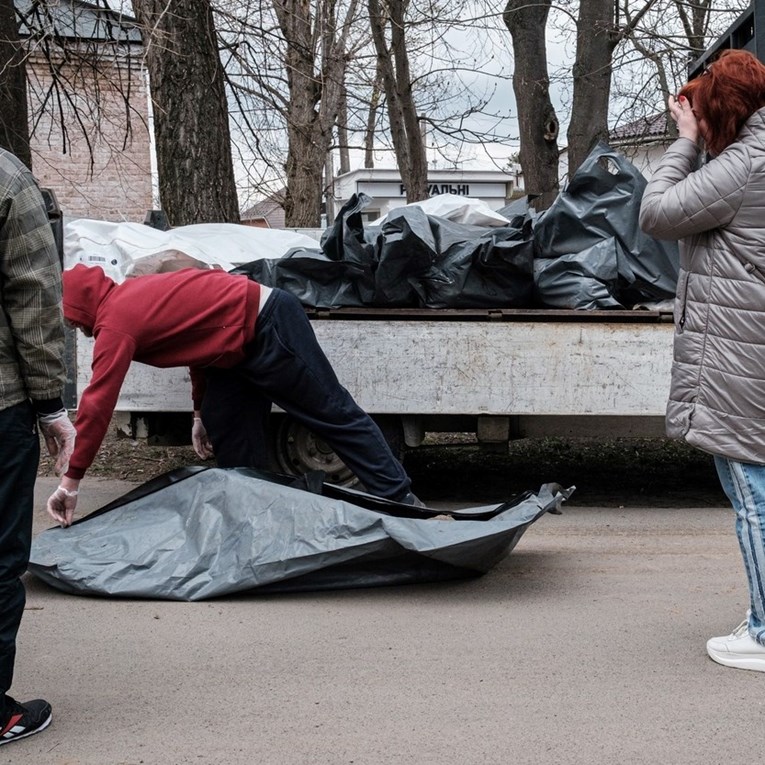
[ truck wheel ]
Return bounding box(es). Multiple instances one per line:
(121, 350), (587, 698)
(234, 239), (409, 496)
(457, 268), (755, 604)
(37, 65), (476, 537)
(269, 416), (358, 487)
(268, 414), (405, 488)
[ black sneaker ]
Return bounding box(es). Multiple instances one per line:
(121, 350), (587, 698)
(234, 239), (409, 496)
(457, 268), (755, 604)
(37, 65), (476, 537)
(0, 697), (52, 746)
(398, 491), (426, 508)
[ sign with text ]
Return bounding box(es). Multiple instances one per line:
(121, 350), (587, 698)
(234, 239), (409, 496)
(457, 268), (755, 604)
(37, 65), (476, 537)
(357, 181), (508, 199)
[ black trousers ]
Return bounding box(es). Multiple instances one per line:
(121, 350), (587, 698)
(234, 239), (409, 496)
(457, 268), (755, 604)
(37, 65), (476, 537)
(201, 289), (411, 500)
(0, 402), (39, 718)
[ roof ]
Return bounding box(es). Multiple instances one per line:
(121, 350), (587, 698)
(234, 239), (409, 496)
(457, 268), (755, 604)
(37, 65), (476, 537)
(610, 112), (669, 142)
(16, 0), (143, 45)
(335, 167), (517, 183)
(242, 192), (286, 228)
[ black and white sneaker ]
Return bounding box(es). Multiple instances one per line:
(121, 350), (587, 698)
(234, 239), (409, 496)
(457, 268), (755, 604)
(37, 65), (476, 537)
(0, 697), (52, 746)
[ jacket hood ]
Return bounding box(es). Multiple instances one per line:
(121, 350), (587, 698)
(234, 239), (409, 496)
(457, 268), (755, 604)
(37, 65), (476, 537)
(63, 264), (117, 332)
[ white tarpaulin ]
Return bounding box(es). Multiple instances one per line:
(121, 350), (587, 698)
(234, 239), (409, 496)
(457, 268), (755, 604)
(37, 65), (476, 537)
(64, 219), (321, 282)
(370, 195), (512, 228)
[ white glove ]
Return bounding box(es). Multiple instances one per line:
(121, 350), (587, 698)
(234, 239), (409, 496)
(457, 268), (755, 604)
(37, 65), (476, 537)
(46, 485), (79, 527)
(192, 417), (214, 459)
(38, 409), (77, 476)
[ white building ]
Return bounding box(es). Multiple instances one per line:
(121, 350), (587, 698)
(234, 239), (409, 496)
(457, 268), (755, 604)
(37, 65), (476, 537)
(330, 166), (523, 223)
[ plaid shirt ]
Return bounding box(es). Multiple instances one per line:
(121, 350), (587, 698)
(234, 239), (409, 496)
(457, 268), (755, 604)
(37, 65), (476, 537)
(0, 149), (66, 412)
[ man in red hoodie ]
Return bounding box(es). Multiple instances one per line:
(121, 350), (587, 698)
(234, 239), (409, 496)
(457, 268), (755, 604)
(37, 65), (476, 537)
(48, 264), (419, 525)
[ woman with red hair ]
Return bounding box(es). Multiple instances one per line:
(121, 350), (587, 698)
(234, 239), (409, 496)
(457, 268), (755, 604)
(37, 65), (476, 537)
(640, 49), (765, 673)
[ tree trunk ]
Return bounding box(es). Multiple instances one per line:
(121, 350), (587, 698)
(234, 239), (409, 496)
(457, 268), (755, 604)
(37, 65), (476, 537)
(337, 87), (350, 175)
(364, 67), (384, 169)
(368, 0), (428, 202)
(503, 0), (559, 210)
(0, 0), (30, 168)
(274, 0), (352, 227)
(324, 151), (335, 222)
(132, 0), (239, 226)
(282, 66), (326, 227)
(566, 0), (618, 177)
(674, 0), (711, 57)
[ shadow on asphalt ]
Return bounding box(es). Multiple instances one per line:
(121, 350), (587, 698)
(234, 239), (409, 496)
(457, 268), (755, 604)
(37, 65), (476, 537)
(403, 436), (727, 508)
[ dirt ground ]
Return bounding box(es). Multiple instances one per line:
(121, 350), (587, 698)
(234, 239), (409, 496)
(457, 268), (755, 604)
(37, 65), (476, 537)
(37, 421), (726, 508)
(38, 423), (202, 483)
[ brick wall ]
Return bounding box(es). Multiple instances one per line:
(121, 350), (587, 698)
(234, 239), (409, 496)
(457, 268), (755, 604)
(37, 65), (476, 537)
(26, 49), (153, 223)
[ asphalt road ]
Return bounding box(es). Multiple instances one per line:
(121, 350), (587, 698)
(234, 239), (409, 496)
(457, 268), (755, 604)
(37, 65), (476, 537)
(4, 476), (759, 765)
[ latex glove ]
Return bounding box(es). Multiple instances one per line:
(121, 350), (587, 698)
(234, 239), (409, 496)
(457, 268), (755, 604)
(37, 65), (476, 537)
(38, 409), (77, 476)
(46, 485), (79, 527)
(192, 417), (214, 459)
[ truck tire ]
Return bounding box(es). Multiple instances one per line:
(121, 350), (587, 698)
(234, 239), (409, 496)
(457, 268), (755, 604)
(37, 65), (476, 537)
(267, 414), (405, 489)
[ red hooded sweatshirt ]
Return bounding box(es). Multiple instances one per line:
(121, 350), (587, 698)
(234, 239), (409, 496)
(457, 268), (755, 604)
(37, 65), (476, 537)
(63, 265), (261, 479)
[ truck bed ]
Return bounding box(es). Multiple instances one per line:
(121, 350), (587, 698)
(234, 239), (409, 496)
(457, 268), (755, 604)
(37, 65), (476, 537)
(74, 309), (674, 428)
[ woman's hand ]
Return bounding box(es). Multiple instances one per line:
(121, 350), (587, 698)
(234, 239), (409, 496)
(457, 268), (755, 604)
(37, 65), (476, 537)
(668, 94), (700, 145)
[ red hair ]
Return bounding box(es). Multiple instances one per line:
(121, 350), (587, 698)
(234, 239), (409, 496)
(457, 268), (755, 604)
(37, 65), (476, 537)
(679, 49), (765, 155)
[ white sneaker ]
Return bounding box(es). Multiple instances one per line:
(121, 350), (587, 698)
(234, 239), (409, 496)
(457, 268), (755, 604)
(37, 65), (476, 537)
(707, 620), (765, 672)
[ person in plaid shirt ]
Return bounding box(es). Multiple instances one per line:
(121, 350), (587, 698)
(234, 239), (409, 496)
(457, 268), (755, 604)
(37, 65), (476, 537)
(0, 148), (76, 746)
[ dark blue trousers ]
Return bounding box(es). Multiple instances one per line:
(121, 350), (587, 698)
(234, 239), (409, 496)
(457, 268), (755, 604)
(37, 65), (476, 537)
(0, 402), (39, 718)
(201, 289), (411, 500)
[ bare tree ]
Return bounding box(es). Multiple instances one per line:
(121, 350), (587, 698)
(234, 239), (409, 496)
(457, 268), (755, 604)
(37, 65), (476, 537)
(505, 0), (748, 208)
(567, 0), (661, 176)
(220, 0), (516, 220)
(367, 0), (428, 202)
(2, 0), (146, 174)
(601, 0), (748, 165)
(360, 1), (516, 177)
(673, 0), (712, 53)
(362, 62), (384, 169)
(566, 0), (620, 178)
(503, 0), (560, 209)
(272, 0), (359, 226)
(133, 0), (239, 226)
(218, 0), (362, 227)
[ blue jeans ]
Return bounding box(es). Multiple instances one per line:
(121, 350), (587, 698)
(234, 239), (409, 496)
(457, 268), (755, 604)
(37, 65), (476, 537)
(0, 402), (39, 718)
(714, 456), (765, 646)
(201, 289), (411, 500)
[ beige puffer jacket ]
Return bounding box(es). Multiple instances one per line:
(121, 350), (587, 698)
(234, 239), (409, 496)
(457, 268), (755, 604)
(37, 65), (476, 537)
(639, 107), (765, 464)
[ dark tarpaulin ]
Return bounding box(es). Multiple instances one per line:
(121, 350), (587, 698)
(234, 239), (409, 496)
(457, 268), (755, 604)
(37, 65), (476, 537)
(377, 205), (536, 309)
(533, 143), (680, 309)
(234, 144), (678, 311)
(234, 249), (373, 308)
(232, 193), (378, 307)
(28, 468), (572, 601)
(235, 193), (536, 309)
(534, 239), (624, 311)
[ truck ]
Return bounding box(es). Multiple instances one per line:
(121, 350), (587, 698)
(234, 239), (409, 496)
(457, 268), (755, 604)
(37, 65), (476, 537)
(71, 258), (676, 487)
(70, 1), (764, 486)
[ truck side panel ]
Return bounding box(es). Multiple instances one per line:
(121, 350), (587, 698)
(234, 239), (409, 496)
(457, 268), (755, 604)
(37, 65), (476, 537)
(76, 320), (674, 418)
